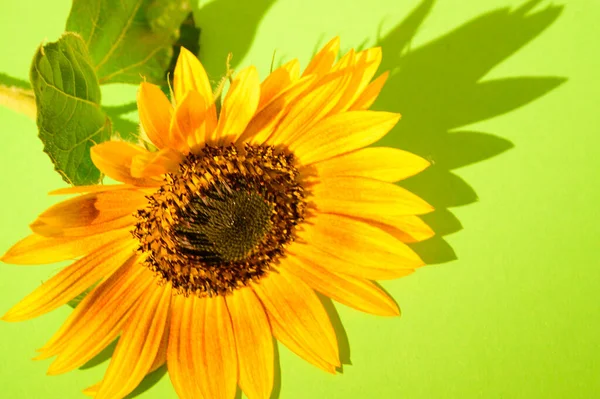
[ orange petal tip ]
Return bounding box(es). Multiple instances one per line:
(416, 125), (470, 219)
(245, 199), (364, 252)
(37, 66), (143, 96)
(1, 312), (17, 322)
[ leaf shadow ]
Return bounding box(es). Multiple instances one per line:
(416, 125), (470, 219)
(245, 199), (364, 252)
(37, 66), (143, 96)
(104, 102), (139, 143)
(194, 0), (278, 81)
(319, 0), (566, 387)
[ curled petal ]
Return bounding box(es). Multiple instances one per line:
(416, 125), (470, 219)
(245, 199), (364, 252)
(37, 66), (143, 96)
(253, 269), (340, 373)
(137, 83), (173, 149)
(213, 66), (260, 144)
(90, 141), (162, 186)
(302, 37), (341, 77)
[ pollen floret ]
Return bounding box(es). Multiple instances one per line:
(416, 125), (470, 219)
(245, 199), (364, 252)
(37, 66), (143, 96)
(133, 144), (306, 297)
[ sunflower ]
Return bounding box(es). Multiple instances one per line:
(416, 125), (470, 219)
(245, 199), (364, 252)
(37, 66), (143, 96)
(1, 37), (434, 399)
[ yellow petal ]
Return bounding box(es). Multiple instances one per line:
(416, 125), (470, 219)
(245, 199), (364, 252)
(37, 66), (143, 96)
(226, 287), (274, 399)
(95, 284), (171, 399)
(49, 184), (131, 195)
(314, 48), (384, 115)
(252, 268), (340, 373)
(30, 189), (147, 231)
(353, 48), (382, 92)
(137, 82), (173, 149)
(213, 66), (260, 144)
(273, 47), (379, 137)
(82, 383), (99, 397)
(329, 47), (382, 114)
(238, 75), (316, 145)
(38, 257), (143, 354)
(312, 176), (434, 221)
(169, 90), (209, 152)
(289, 241), (415, 281)
(173, 47), (213, 107)
(167, 295), (204, 399)
(330, 48), (355, 72)
(149, 313), (170, 372)
(302, 37), (340, 77)
(131, 147), (183, 178)
(283, 58), (301, 81)
(192, 295), (238, 399)
(367, 216), (435, 243)
(258, 59), (300, 110)
(1, 228), (131, 265)
(39, 260), (154, 374)
(29, 189), (143, 238)
(290, 110), (400, 165)
(2, 238), (136, 322)
(82, 310), (169, 397)
(283, 255), (400, 316)
(349, 71), (389, 110)
(311, 146), (430, 182)
(259, 66), (292, 110)
(90, 141), (162, 186)
(268, 69), (353, 146)
(30, 215), (132, 238)
(290, 213), (423, 278)
(299, 212), (424, 268)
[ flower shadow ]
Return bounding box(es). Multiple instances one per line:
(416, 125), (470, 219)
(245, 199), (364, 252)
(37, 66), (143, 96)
(77, 339), (168, 399)
(373, 0), (565, 265)
(323, 0), (566, 390)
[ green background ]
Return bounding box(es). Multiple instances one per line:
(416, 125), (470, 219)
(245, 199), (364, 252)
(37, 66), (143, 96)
(1, 0), (598, 398)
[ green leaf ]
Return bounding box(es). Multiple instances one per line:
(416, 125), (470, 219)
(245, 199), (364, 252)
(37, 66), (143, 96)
(66, 0), (192, 85)
(30, 33), (111, 185)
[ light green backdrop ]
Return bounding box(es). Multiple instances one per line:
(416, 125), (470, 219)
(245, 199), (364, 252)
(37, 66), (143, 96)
(0, 0), (598, 398)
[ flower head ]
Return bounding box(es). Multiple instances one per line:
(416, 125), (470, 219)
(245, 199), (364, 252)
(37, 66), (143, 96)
(2, 37), (434, 399)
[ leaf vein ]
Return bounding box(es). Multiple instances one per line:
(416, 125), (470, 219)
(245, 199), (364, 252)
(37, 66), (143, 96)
(98, 46), (164, 84)
(42, 122), (107, 152)
(34, 66), (99, 109)
(86, 0), (102, 46)
(68, 41), (91, 102)
(94, 0), (144, 71)
(33, 59), (77, 123)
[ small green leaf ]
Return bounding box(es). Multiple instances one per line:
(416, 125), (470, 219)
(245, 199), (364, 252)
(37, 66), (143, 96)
(66, 0), (192, 85)
(30, 33), (111, 185)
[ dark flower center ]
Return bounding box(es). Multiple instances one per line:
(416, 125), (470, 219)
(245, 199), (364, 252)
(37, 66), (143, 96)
(173, 188), (273, 264)
(133, 144), (305, 297)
